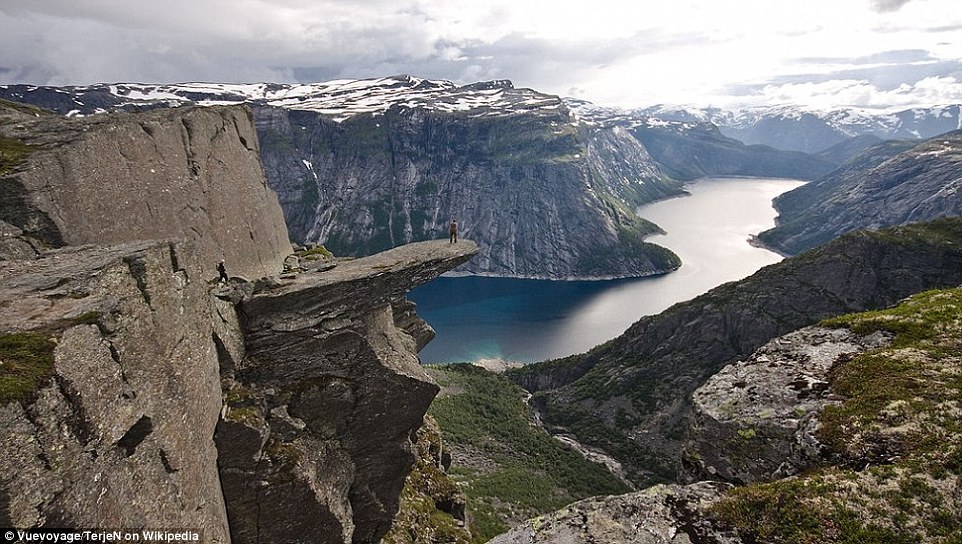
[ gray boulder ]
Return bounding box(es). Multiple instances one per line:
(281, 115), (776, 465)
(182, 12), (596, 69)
(683, 326), (891, 484)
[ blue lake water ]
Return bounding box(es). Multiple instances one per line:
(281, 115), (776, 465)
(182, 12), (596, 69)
(409, 177), (806, 364)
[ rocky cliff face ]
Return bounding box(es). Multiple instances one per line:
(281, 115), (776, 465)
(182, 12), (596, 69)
(509, 218), (962, 486)
(254, 100), (683, 279)
(382, 415), (470, 544)
(758, 131), (962, 254)
(0, 101), (479, 543)
(0, 241), (231, 538)
(0, 101), (291, 278)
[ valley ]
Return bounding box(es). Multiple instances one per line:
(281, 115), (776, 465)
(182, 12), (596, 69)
(3, 74), (962, 544)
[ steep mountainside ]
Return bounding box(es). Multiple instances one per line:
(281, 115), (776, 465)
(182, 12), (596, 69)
(628, 121), (835, 181)
(758, 131), (962, 254)
(509, 218), (962, 487)
(254, 99), (683, 279)
(566, 100), (838, 180)
(815, 133), (884, 164)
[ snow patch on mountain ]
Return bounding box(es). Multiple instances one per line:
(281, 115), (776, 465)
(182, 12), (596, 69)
(68, 76), (568, 122)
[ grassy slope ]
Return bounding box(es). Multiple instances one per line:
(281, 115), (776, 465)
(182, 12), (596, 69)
(426, 364), (629, 542)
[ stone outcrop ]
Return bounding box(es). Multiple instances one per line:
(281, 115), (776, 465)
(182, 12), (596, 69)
(382, 415), (470, 544)
(0, 101), (291, 279)
(0, 100), (480, 543)
(682, 326), (891, 484)
(0, 100), (291, 537)
(215, 240), (478, 544)
(487, 482), (739, 544)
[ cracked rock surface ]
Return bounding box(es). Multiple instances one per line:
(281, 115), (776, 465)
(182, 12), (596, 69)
(488, 482), (741, 544)
(683, 326), (892, 484)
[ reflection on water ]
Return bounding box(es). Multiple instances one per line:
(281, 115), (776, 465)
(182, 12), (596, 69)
(409, 177), (806, 364)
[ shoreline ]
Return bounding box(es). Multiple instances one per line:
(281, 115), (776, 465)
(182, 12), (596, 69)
(441, 264), (681, 283)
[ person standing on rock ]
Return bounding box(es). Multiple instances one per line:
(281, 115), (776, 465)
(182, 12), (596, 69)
(217, 260), (229, 283)
(449, 219), (458, 244)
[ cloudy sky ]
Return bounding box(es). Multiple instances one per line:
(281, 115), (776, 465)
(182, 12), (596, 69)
(1, 0), (960, 110)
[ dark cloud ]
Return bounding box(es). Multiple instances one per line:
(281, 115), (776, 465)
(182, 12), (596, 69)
(1, 0), (959, 108)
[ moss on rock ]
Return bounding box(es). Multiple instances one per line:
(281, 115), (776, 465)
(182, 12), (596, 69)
(712, 287), (962, 543)
(0, 330), (57, 405)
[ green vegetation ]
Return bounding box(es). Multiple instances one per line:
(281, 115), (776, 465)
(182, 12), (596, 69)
(384, 416), (471, 544)
(69, 311), (100, 326)
(294, 245), (333, 259)
(860, 216), (962, 250)
(712, 287), (962, 543)
(426, 364), (629, 542)
(0, 331), (57, 405)
(0, 135), (36, 177)
(532, 385), (677, 485)
(712, 474), (918, 544)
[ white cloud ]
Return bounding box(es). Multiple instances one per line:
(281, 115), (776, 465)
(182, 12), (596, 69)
(749, 76), (962, 110)
(1, 0), (961, 109)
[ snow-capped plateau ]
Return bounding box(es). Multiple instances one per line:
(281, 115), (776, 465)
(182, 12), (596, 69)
(4, 76), (565, 122)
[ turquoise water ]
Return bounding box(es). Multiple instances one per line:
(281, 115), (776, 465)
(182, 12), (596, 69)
(409, 177), (806, 364)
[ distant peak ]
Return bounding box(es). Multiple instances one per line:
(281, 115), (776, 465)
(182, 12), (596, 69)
(459, 80), (515, 92)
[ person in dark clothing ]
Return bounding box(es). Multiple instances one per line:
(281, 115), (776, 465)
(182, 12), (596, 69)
(449, 219), (458, 243)
(217, 260), (229, 283)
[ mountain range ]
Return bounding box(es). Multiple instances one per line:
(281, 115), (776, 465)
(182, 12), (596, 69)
(8, 76), (945, 279)
(634, 103), (962, 154)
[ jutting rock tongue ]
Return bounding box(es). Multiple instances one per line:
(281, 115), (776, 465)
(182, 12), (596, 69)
(216, 240), (478, 544)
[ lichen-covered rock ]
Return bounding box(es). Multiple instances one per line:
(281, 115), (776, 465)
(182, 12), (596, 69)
(683, 326), (891, 484)
(487, 482), (740, 544)
(0, 220), (37, 260)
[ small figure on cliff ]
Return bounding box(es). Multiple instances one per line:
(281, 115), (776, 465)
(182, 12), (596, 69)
(449, 219), (458, 244)
(217, 260), (229, 283)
